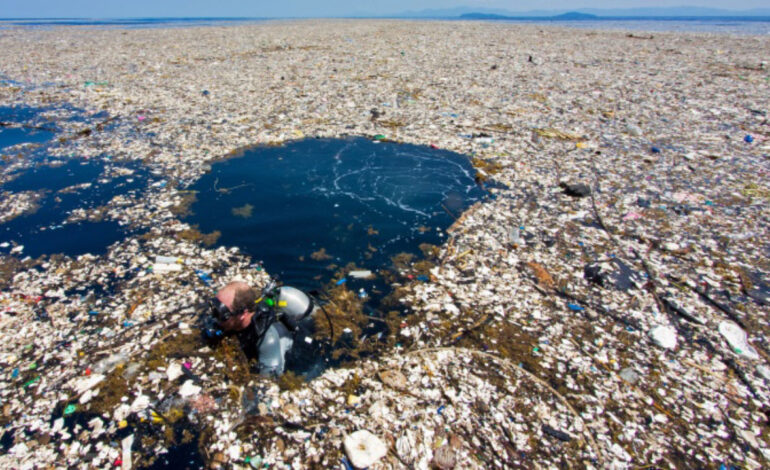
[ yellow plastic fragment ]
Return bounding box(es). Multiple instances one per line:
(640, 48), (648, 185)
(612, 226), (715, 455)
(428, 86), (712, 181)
(534, 127), (583, 141)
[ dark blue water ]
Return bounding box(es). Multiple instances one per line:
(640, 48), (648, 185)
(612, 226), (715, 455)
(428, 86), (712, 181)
(1, 16), (768, 34)
(0, 106), (55, 153)
(186, 137), (485, 291)
(0, 127), (53, 151)
(0, 17), (268, 30)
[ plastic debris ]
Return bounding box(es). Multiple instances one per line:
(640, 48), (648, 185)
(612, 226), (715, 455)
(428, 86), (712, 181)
(718, 321), (759, 360)
(649, 325), (677, 349)
(179, 380), (202, 398)
(542, 424), (573, 442)
(348, 270), (373, 279)
(121, 434), (134, 470)
(343, 430), (387, 468)
(195, 269), (213, 286)
(560, 182), (591, 198)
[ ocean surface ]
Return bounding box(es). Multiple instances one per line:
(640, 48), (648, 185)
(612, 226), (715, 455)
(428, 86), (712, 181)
(0, 16), (769, 35)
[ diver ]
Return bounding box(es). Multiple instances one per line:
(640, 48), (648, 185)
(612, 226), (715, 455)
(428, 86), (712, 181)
(205, 279), (318, 376)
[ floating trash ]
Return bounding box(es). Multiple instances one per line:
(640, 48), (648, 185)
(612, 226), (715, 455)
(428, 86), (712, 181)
(0, 159), (150, 257)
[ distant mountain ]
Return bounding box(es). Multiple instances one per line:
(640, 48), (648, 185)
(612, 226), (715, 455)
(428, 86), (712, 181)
(458, 13), (512, 20)
(387, 7), (518, 19)
(389, 6), (770, 19)
(460, 11), (597, 20)
(552, 12), (598, 20)
(577, 7), (770, 17)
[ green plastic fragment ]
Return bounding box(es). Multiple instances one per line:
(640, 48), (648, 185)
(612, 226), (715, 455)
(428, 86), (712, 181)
(22, 376), (39, 388)
(373, 134), (386, 141)
(28, 362), (37, 370)
(265, 298), (275, 307)
(533, 347), (539, 353)
(64, 404), (77, 416)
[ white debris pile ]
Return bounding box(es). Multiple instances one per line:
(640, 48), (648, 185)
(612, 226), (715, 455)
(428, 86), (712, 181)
(0, 191), (42, 224)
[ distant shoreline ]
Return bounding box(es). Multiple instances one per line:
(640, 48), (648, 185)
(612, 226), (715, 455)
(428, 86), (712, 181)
(2, 16), (768, 36)
(2, 15), (770, 22)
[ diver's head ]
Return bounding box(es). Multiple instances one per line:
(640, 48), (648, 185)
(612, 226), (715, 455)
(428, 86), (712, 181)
(212, 281), (258, 331)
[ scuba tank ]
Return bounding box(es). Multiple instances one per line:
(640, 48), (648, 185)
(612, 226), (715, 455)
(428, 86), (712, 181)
(200, 274), (319, 377)
(257, 321), (294, 376)
(256, 285), (317, 376)
(276, 286), (316, 330)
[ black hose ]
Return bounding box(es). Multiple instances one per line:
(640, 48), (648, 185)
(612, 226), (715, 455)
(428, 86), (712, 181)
(318, 302), (335, 344)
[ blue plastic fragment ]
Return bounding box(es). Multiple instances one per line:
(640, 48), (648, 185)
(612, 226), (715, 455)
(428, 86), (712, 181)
(626, 326), (635, 332)
(195, 270), (212, 286)
(744, 134), (754, 143)
(437, 405), (445, 415)
(416, 275), (429, 282)
(88, 310), (99, 316)
(336, 278), (347, 285)
(651, 146), (661, 153)
(567, 304), (585, 311)
(123, 321), (133, 328)
(11, 368), (19, 379)
(340, 456), (354, 470)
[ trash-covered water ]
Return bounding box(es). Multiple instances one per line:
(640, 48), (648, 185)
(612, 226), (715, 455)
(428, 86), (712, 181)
(0, 105), (151, 258)
(0, 159), (149, 258)
(187, 137), (486, 291)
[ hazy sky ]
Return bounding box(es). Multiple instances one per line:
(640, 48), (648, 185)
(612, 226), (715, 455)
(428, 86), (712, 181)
(1, 0), (768, 18)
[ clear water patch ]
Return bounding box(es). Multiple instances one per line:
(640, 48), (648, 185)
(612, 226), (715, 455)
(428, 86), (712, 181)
(186, 137), (486, 291)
